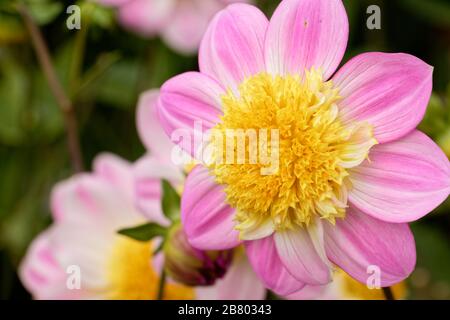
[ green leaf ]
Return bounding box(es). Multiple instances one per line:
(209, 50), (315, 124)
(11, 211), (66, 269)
(0, 54), (28, 145)
(89, 2), (115, 29)
(0, 144), (67, 260)
(73, 51), (121, 100)
(412, 223), (450, 282)
(161, 180), (180, 222)
(118, 223), (167, 242)
(418, 93), (448, 139)
(0, 44), (69, 145)
(95, 58), (140, 109)
(26, 0), (63, 26)
(25, 41), (72, 143)
(0, 14), (26, 45)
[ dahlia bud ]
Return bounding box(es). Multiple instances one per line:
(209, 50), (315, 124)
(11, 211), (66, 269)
(163, 223), (233, 286)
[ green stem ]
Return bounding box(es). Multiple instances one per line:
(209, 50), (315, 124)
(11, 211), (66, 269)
(73, 52), (120, 97)
(382, 286), (395, 300)
(157, 268), (167, 300)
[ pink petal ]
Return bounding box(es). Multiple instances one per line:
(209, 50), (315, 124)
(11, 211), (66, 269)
(19, 229), (71, 299)
(324, 206), (416, 287)
(181, 165), (241, 250)
(158, 72), (225, 160)
(245, 236), (306, 296)
(133, 154), (184, 184)
(93, 153), (134, 202)
(199, 3), (268, 90)
(265, 0), (348, 79)
(333, 52), (433, 143)
(50, 173), (142, 228)
(274, 225), (332, 285)
(50, 222), (112, 290)
(195, 251), (266, 300)
(118, 0), (175, 37)
(136, 90), (178, 165)
(220, 0), (253, 4)
(19, 227), (99, 299)
(349, 130), (450, 223)
(49, 175), (100, 222)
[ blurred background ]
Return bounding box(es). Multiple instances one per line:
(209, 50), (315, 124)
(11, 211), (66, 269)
(0, 0), (449, 299)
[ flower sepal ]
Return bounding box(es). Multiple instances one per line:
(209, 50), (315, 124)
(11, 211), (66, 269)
(163, 222), (233, 286)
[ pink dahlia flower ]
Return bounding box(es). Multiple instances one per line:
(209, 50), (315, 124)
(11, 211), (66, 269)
(152, 0), (450, 295)
(98, 0), (251, 54)
(19, 152), (265, 299)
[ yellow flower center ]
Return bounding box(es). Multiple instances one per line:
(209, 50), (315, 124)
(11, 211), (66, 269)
(209, 70), (377, 233)
(107, 236), (195, 300)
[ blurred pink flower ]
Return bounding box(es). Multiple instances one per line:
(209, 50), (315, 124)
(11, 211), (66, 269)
(20, 148), (264, 298)
(98, 0), (251, 54)
(151, 0), (450, 296)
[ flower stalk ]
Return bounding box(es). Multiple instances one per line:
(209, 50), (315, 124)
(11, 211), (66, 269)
(17, 2), (84, 172)
(157, 268), (167, 300)
(382, 286), (395, 300)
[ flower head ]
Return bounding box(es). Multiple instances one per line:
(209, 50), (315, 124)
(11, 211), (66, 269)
(153, 0), (450, 295)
